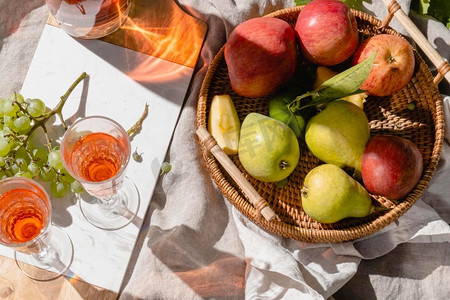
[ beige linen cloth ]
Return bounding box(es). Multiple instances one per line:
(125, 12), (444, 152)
(1, 0), (449, 299)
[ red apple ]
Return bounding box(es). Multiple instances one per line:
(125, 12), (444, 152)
(361, 135), (423, 200)
(224, 17), (298, 98)
(295, 0), (359, 66)
(351, 34), (415, 96)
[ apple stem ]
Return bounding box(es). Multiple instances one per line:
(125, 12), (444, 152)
(387, 55), (396, 64)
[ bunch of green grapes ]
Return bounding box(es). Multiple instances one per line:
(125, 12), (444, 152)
(0, 92), (84, 198)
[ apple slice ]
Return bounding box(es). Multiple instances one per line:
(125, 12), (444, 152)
(208, 95), (241, 155)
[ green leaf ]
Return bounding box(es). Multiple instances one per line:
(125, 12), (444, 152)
(417, 0), (430, 14)
(340, 0), (365, 10)
(428, 0), (450, 28)
(294, 0), (311, 5)
(412, 0), (450, 29)
(294, 0), (365, 10)
(288, 51), (376, 113)
(314, 51), (376, 98)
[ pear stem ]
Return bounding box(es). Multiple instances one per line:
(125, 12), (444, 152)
(352, 169), (362, 181)
(301, 186), (308, 199)
(279, 160), (289, 170)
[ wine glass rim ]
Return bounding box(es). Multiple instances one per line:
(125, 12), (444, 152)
(60, 115), (131, 186)
(0, 177), (52, 248)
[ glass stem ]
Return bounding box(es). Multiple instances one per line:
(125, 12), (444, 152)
(32, 239), (57, 265)
(96, 195), (120, 210)
(29, 237), (67, 272)
(96, 194), (133, 218)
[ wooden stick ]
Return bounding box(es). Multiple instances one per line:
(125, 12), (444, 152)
(196, 126), (276, 222)
(381, 0), (450, 85)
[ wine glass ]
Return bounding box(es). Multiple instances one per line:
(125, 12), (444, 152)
(44, 0), (131, 39)
(0, 177), (73, 281)
(60, 116), (140, 230)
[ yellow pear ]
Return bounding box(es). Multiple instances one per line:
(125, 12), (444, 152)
(305, 100), (370, 173)
(313, 66), (367, 109)
(301, 164), (374, 223)
(208, 95), (241, 155)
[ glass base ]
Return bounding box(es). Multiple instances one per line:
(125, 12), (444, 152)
(80, 177), (140, 230)
(15, 225), (74, 281)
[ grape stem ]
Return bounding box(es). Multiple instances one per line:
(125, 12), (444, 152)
(2, 72), (148, 195)
(12, 72), (148, 152)
(127, 103), (149, 140)
(46, 72), (88, 130)
(11, 73), (88, 154)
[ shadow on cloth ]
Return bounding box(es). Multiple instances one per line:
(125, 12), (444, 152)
(119, 141), (246, 298)
(333, 242), (450, 300)
(148, 225), (246, 299)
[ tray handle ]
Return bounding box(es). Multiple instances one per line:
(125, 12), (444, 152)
(196, 126), (276, 222)
(380, 0), (450, 86)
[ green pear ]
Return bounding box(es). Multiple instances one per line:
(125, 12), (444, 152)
(301, 164), (374, 223)
(238, 113), (300, 182)
(305, 100), (370, 173)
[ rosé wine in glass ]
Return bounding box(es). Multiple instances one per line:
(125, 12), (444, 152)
(0, 177), (73, 281)
(61, 116), (140, 230)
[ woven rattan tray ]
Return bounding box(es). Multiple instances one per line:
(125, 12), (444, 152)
(196, 6), (445, 242)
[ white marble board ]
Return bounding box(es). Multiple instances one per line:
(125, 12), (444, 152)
(0, 24), (195, 292)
